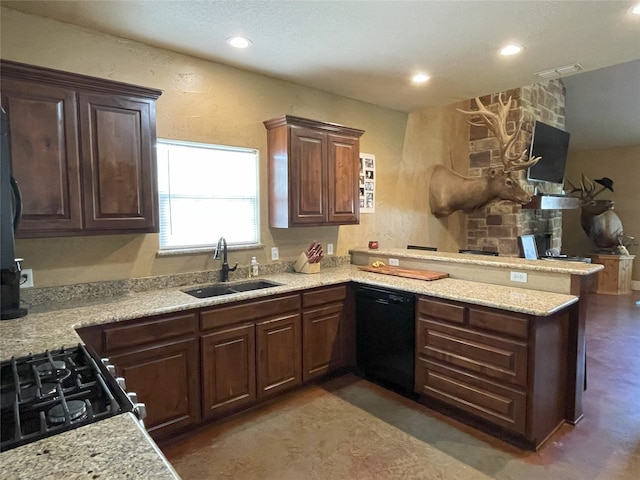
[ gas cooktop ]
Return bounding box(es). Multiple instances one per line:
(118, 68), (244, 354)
(0, 344), (137, 452)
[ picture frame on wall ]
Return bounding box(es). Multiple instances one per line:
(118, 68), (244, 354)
(359, 153), (375, 213)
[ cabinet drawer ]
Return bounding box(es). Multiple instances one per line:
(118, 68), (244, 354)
(302, 285), (347, 308)
(418, 298), (466, 324)
(104, 312), (197, 352)
(416, 358), (526, 435)
(469, 307), (529, 339)
(417, 319), (528, 387)
(200, 294), (301, 331)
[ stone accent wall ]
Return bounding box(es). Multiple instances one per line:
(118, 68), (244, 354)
(465, 80), (567, 256)
(520, 81), (567, 253)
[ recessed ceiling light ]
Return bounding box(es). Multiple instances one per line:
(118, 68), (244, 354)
(226, 36), (252, 49)
(632, 4), (640, 14)
(499, 44), (523, 56)
(412, 72), (430, 83)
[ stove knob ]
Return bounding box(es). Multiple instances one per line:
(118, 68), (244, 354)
(127, 392), (139, 404)
(116, 377), (126, 390)
(100, 358), (117, 377)
(135, 402), (147, 422)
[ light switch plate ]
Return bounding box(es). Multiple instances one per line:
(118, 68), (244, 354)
(389, 258), (400, 266)
(327, 244), (334, 255)
(271, 247), (279, 261)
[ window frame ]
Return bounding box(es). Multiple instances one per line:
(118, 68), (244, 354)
(156, 138), (261, 253)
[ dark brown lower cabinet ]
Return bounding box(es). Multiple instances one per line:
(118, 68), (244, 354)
(416, 358), (528, 434)
(109, 337), (200, 440)
(301, 284), (351, 381)
(256, 313), (302, 398)
(415, 296), (570, 450)
(201, 323), (256, 419)
(76, 311), (201, 441)
(75, 283), (576, 450)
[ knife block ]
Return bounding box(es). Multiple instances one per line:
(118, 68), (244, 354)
(294, 252), (320, 274)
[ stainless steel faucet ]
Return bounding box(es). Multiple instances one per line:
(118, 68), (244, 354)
(213, 236), (238, 282)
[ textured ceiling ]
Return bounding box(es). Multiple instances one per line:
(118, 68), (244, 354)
(2, 0), (639, 151)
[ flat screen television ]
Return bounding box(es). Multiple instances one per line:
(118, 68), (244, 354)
(526, 121), (571, 185)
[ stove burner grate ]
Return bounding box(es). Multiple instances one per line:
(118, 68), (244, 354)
(47, 399), (88, 425)
(0, 344), (134, 452)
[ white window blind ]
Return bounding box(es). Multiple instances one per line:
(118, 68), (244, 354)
(157, 140), (259, 249)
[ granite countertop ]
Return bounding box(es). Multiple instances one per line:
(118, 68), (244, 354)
(0, 261), (582, 478)
(350, 247), (604, 276)
(0, 413), (180, 480)
(0, 264), (580, 360)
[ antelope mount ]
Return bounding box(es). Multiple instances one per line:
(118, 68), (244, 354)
(429, 95), (540, 218)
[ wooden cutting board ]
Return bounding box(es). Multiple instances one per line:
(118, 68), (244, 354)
(358, 265), (449, 281)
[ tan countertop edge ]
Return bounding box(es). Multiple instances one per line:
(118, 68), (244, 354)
(349, 247), (605, 275)
(0, 263), (580, 477)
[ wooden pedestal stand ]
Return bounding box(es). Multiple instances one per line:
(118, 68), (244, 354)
(586, 253), (635, 295)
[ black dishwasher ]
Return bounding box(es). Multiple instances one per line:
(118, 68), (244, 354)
(355, 285), (417, 398)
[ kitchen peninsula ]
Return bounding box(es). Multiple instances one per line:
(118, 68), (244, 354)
(0, 252), (602, 478)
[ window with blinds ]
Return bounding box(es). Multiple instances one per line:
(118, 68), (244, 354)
(157, 140), (259, 249)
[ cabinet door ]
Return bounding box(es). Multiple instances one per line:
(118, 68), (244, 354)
(327, 134), (359, 224)
(289, 127), (326, 225)
(1, 78), (83, 236)
(201, 323), (256, 419)
(109, 337), (200, 440)
(78, 92), (157, 232)
(256, 313), (302, 398)
(302, 303), (346, 381)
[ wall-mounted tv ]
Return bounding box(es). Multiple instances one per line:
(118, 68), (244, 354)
(527, 121), (571, 185)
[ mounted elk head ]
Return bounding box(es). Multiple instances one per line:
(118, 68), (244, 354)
(429, 95), (540, 218)
(567, 174), (624, 249)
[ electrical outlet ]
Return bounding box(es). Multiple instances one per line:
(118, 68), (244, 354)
(510, 271), (528, 283)
(20, 269), (34, 288)
(389, 258), (400, 266)
(271, 247), (279, 261)
(327, 243), (334, 255)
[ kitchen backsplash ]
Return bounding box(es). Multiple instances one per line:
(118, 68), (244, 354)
(20, 256), (351, 308)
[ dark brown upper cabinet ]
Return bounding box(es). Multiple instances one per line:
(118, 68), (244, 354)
(263, 115), (364, 228)
(0, 60), (162, 238)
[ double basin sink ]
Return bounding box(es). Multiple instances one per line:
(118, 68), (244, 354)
(183, 280), (282, 299)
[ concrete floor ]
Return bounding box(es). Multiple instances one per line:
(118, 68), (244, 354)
(161, 292), (640, 479)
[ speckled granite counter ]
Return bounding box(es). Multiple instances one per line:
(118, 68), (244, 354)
(350, 248), (603, 296)
(0, 413), (179, 480)
(0, 260), (586, 479)
(350, 248), (601, 276)
(0, 265), (580, 360)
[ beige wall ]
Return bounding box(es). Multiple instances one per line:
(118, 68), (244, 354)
(563, 145), (639, 281)
(1, 8), (467, 287)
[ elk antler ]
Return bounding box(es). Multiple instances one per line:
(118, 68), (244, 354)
(564, 177), (580, 194)
(578, 173), (597, 203)
(457, 94), (540, 173)
(566, 174), (595, 203)
(576, 174), (615, 203)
